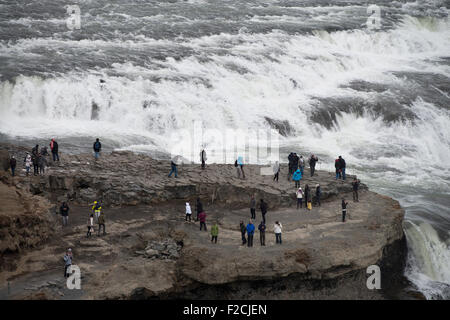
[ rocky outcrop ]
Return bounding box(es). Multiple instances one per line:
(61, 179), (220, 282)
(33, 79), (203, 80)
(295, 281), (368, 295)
(0, 144), (408, 300)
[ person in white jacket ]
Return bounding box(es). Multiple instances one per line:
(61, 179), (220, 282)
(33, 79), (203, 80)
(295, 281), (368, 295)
(274, 221), (283, 244)
(185, 202), (192, 222)
(296, 187), (303, 209)
(24, 153), (32, 176)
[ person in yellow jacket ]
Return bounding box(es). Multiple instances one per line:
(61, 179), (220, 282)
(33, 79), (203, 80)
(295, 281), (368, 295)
(92, 201), (102, 222)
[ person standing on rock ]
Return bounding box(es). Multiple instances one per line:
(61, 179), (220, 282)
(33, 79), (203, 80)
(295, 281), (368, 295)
(199, 211), (207, 231)
(32, 152), (39, 176)
(335, 157), (341, 180)
(237, 156), (245, 179)
(274, 221), (283, 244)
(342, 198), (348, 222)
(288, 152), (294, 180)
(309, 154), (318, 177)
(10, 156), (16, 177)
(32, 144), (39, 158)
(24, 153), (32, 176)
(185, 202), (192, 222)
(352, 177), (360, 202)
(246, 220), (255, 247)
(315, 184), (322, 207)
(258, 221), (266, 246)
(338, 156), (346, 180)
(92, 201), (102, 223)
(87, 213), (94, 237)
(273, 161), (280, 182)
(296, 186), (304, 209)
(292, 168), (302, 188)
(50, 138), (59, 162)
(260, 199), (268, 224)
(60, 202), (69, 227)
(304, 184), (311, 210)
(299, 155), (305, 174)
(250, 194), (256, 220)
(38, 153), (47, 175)
(211, 222), (218, 243)
(292, 153), (299, 172)
(240, 220), (247, 245)
(93, 138), (101, 160)
(168, 160), (178, 178)
(195, 198), (203, 222)
(200, 149), (207, 170)
(63, 248), (73, 278)
(98, 211), (106, 236)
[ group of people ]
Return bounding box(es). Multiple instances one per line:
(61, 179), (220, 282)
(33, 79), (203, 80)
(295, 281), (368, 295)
(239, 219), (283, 247)
(287, 153), (318, 179)
(295, 184), (321, 210)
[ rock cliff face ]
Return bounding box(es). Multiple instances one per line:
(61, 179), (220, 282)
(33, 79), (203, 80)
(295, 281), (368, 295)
(0, 145), (409, 300)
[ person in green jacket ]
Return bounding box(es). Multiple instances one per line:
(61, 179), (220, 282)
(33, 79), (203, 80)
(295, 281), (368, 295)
(211, 222), (219, 243)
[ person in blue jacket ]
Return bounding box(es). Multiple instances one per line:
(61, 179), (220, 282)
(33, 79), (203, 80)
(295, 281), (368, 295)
(292, 168), (302, 188)
(246, 220), (255, 247)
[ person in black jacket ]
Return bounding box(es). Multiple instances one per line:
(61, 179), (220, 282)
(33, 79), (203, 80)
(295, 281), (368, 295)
(338, 156), (346, 180)
(352, 177), (360, 202)
(60, 202), (70, 227)
(239, 220), (247, 245)
(195, 197), (203, 222)
(258, 221), (266, 246)
(260, 199), (268, 223)
(309, 154), (318, 177)
(335, 158), (341, 179)
(342, 198), (348, 222)
(315, 184), (321, 206)
(10, 156), (16, 177)
(50, 139), (59, 161)
(93, 138), (101, 160)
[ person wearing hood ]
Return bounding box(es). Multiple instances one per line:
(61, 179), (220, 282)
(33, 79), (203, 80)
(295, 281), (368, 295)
(50, 138), (59, 162)
(185, 202), (192, 222)
(239, 220), (247, 245)
(273, 161), (280, 182)
(199, 149), (207, 170)
(296, 186), (304, 209)
(292, 168), (302, 188)
(211, 222), (219, 243)
(10, 156), (16, 177)
(24, 153), (32, 176)
(246, 220), (255, 247)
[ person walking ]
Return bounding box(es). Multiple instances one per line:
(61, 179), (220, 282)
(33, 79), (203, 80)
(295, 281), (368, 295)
(342, 198), (348, 222)
(250, 194), (256, 219)
(274, 221), (283, 244)
(260, 199), (268, 224)
(199, 211), (207, 231)
(315, 184), (322, 206)
(258, 221), (266, 246)
(185, 202), (192, 222)
(246, 220), (255, 247)
(10, 156), (16, 177)
(352, 177), (360, 202)
(50, 139), (59, 162)
(168, 160), (178, 178)
(195, 198), (203, 222)
(211, 222), (219, 243)
(63, 248), (73, 278)
(273, 161), (280, 182)
(93, 138), (101, 160)
(292, 168), (302, 188)
(200, 149), (207, 170)
(60, 202), (69, 227)
(98, 211), (106, 236)
(335, 157), (341, 180)
(296, 186), (304, 209)
(237, 156), (245, 179)
(338, 156), (346, 180)
(240, 220), (247, 245)
(309, 154), (318, 177)
(24, 153), (32, 176)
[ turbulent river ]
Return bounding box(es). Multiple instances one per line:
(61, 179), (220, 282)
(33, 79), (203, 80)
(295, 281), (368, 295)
(0, 0), (449, 299)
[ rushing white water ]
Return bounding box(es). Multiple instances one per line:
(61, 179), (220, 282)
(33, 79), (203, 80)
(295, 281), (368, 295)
(0, 1), (449, 298)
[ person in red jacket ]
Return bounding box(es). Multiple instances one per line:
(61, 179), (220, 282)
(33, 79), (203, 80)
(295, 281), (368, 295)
(199, 211), (207, 231)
